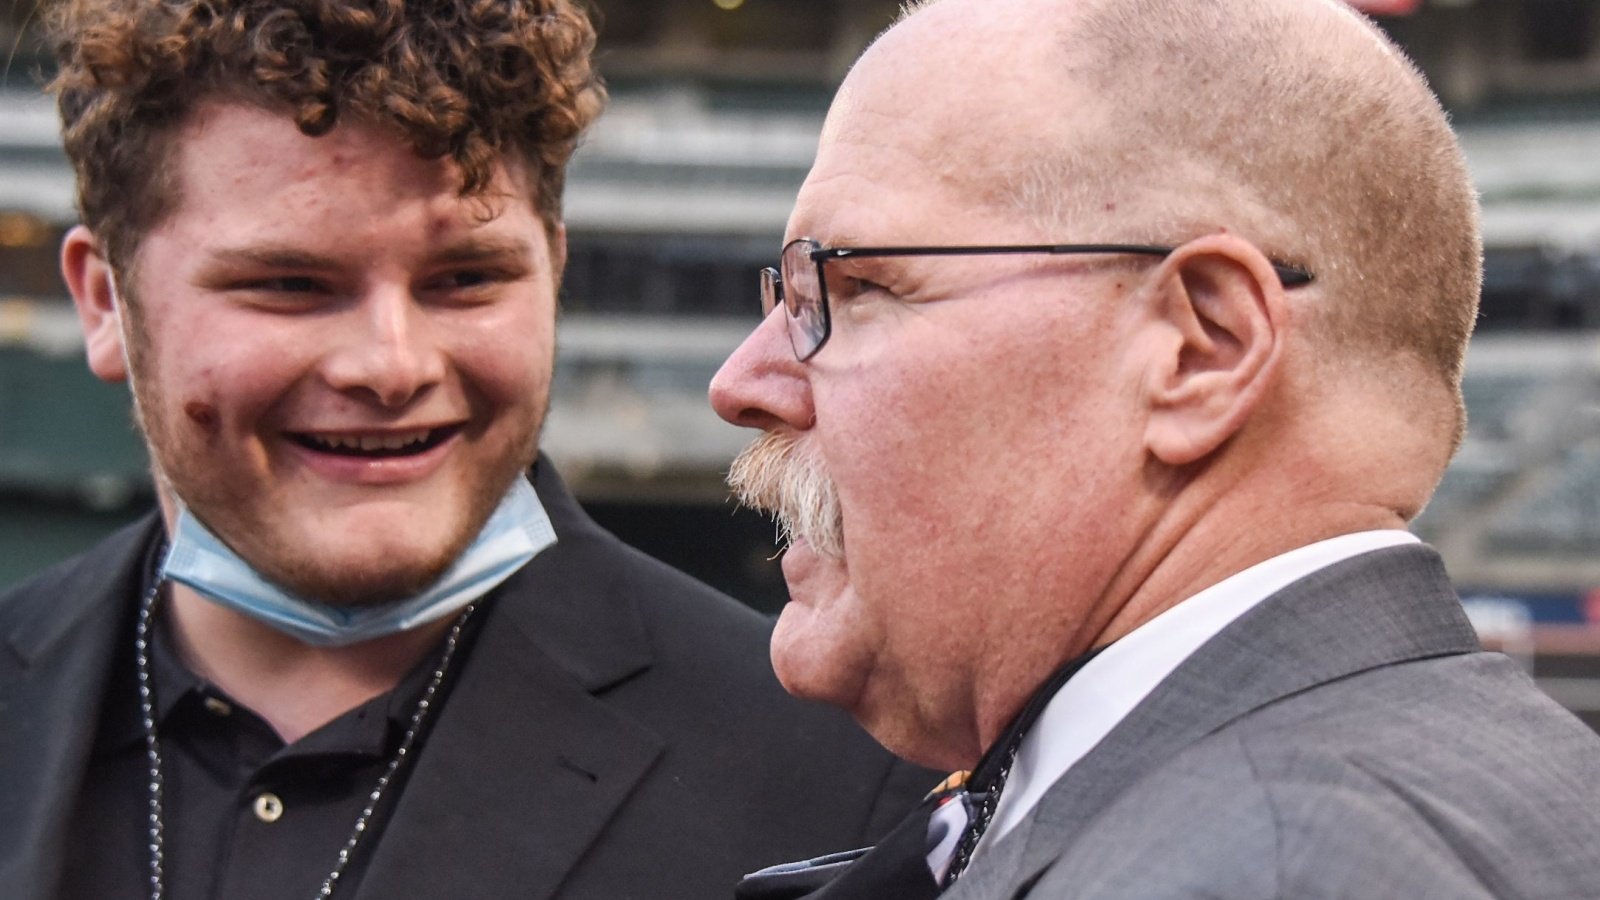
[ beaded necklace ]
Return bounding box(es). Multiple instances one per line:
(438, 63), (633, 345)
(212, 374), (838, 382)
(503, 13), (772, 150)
(134, 581), (476, 900)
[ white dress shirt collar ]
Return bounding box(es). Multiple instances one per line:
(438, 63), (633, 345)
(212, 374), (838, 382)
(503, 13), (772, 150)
(977, 529), (1421, 851)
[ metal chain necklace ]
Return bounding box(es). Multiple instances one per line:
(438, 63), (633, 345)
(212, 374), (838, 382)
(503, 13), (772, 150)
(134, 580), (477, 900)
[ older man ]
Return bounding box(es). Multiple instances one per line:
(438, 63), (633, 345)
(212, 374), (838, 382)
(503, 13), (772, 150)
(712, 0), (1600, 897)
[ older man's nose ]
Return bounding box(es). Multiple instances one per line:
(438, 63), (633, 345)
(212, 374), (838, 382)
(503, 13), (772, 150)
(710, 309), (816, 432)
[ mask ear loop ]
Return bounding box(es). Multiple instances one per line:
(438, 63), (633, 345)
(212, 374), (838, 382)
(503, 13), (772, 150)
(107, 274), (178, 506)
(107, 274), (138, 395)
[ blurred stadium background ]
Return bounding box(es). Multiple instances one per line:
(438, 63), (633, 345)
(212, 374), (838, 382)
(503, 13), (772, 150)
(1, 0), (1598, 727)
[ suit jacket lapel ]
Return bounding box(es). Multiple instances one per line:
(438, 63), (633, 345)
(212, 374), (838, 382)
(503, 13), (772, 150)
(353, 461), (666, 900)
(953, 544), (1481, 900)
(0, 516), (159, 898)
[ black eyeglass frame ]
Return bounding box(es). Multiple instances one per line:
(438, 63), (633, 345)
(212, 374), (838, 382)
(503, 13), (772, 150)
(760, 238), (1315, 362)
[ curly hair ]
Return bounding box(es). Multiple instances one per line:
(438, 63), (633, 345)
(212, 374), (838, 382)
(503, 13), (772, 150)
(47, 0), (606, 274)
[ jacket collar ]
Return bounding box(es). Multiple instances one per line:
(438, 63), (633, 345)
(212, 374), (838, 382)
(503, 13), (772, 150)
(1, 512), (157, 671)
(0, 513), (157, 897)
(493, 457), (654, 692)
(351, 457), (666, 899)
(949, 543), (1480, 900)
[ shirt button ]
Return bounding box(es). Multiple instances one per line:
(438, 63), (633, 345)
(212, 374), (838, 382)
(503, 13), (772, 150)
(203, 696), (232, 716)
(253, 792), (285, 823)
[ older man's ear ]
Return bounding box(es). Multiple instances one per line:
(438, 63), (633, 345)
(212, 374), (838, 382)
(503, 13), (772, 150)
(1138, 234), (1288, 467)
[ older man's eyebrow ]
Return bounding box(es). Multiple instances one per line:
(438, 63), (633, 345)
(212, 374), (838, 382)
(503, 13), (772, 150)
(819, 232), (866, 249)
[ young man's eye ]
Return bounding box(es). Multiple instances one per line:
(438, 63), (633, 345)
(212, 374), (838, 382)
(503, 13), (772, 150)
(441, 270), (494, 288)
(261, 276), (322, 292)
(228, 275), (328, 298)
(429, 269), (517, 293)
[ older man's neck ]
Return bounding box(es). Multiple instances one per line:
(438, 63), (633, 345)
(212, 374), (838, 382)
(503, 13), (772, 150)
(162, 583), (457, 744)
(967, 490), (1407, 756)
(1096, 495), (1408, 651)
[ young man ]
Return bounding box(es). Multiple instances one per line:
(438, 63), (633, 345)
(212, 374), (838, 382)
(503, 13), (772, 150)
(0, 3), (926, 898)
(714, 0), (1600, 896)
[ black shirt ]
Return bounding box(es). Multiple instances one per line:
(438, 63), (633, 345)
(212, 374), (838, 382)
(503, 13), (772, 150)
(56, 556), (464, 900)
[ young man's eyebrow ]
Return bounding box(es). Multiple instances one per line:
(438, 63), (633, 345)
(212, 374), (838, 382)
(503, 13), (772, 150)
(205, 245), (342, 270)
(201, 236), (538, 270)
(433, 235), (537, 263)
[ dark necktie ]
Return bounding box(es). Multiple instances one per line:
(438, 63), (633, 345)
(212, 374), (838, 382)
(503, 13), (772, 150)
(735, 646), (1107, 900)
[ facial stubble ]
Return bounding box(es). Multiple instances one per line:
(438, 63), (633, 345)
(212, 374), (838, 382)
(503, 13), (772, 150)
(124, 318), (545, 608)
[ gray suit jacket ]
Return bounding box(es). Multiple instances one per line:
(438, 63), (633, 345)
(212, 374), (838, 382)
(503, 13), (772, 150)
(948, 545), (1600, 900)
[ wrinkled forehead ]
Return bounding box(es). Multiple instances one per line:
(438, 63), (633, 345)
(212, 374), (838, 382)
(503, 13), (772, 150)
(789, 1), (1099, 243)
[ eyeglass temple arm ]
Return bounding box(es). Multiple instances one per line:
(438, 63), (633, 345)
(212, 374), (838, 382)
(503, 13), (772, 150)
(820, 244), (1314, 287)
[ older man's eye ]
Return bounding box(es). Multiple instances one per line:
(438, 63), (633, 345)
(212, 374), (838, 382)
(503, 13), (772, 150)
(831, 276), (892, 305)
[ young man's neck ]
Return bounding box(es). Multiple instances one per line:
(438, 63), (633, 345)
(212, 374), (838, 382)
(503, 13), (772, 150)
(163, 583), (455, 744)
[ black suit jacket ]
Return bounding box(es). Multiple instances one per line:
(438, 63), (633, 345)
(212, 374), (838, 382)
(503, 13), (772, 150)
(0, 460), (931, 899)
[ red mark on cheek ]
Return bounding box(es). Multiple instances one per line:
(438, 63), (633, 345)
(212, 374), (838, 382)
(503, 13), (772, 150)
(1104, 202), (1117, 212)
(184, 401), (219, 432)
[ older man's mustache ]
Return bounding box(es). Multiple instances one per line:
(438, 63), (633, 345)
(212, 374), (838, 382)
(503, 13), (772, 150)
(727, 430), (845, 560)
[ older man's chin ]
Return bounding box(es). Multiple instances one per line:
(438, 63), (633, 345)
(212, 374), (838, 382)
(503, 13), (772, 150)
(769, 540), (926, 764)
(769, 536), (864, 702)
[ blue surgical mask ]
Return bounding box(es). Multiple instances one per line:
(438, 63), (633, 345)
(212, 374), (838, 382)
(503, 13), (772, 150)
(161, 475), (556, 646)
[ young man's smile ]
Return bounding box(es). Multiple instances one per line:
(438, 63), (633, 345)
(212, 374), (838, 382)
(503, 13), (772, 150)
(79, 101), (560, 606)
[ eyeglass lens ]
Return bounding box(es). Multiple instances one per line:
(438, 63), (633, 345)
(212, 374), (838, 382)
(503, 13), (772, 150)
(781, 239), (828, 359)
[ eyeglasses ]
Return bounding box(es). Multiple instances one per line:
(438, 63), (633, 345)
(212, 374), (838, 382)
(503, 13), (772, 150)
(759, 238), (1315, 361)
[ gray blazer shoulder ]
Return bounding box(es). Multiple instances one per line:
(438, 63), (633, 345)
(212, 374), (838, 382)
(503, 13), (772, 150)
(952, 545), (1600, 900)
